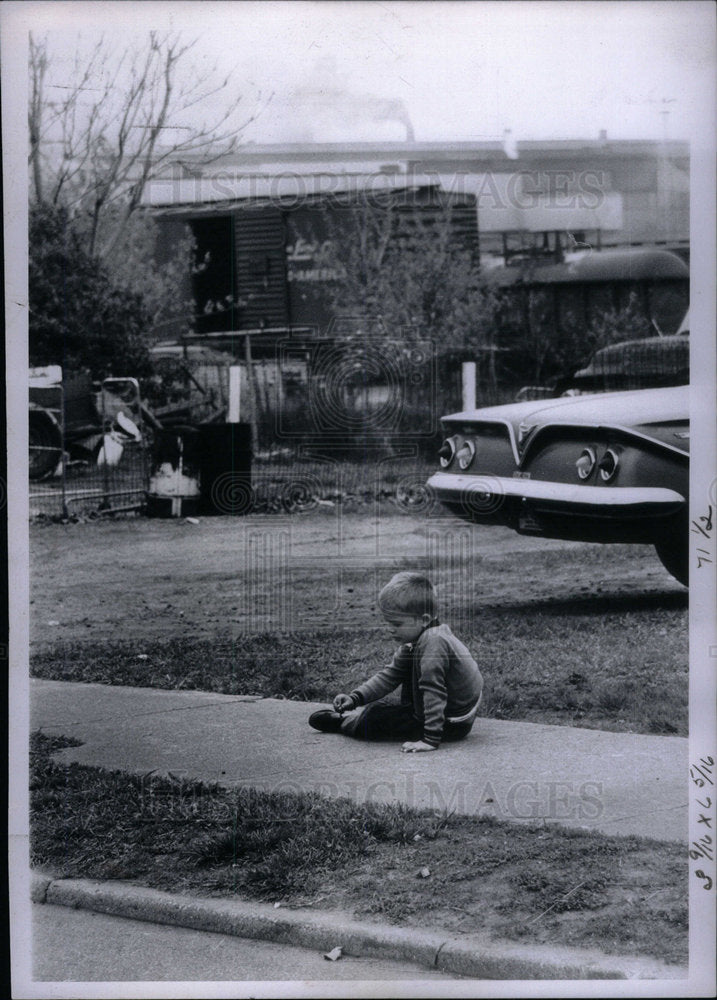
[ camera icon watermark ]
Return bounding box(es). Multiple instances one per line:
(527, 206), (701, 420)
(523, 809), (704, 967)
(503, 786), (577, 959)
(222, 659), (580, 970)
(207, 471), (330, 516)
(458, 475), (506, 517)
(276, 328), (437, 440)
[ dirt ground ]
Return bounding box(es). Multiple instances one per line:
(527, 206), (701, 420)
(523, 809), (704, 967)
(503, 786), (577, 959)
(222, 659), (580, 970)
(29, 508), (684, 649)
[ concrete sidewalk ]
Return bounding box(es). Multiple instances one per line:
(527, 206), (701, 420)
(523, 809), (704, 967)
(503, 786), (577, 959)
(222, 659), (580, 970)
(31, 679), (688, 842)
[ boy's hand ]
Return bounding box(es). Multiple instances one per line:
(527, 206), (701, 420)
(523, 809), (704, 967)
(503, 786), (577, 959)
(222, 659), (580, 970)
(333, 693), (355, 714)
(401, 740), (437, 753)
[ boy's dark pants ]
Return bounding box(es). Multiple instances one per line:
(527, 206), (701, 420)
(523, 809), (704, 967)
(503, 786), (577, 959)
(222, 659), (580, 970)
(339, 698), (473, 743)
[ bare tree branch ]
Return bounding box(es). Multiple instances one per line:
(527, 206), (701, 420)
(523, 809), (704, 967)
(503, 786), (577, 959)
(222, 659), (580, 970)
(29, 30), (256, 259)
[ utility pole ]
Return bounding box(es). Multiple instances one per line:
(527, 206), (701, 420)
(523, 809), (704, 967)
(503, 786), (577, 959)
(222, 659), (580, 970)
(656, 97), (676, 242)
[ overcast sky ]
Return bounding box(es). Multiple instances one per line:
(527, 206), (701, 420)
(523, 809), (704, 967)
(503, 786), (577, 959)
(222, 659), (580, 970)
(11, 0), (716, 148)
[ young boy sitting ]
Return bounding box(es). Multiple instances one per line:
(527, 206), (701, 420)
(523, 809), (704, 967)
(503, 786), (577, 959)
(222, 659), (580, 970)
(309, 571), (483, 752)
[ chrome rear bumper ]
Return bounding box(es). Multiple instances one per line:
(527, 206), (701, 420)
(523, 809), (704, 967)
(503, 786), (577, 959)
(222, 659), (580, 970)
(426, 472), (685, 514)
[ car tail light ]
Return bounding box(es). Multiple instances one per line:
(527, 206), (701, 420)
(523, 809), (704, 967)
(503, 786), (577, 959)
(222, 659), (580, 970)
(438, 437), (457, 467)
(598, 448), (619, 482)
(575, 447), (597, 480)
(456, 440), (476, 470)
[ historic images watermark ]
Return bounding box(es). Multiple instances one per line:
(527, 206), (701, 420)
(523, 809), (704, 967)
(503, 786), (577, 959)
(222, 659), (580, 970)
(147, 168), (610, 212)
(136, 771), (604, 823)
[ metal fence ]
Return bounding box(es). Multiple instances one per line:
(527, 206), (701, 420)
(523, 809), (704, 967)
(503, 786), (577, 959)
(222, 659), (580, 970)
(27, 360), (458, 520)
(29, 333), (688, 520)
(29, 377), (151, 519)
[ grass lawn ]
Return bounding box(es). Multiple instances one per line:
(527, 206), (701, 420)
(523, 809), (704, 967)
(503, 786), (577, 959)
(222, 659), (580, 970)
(30, 506), (688, 736)
(32, 596), (688, 735)
(29, 513), (689, 968)
(31, 733), (687, 965)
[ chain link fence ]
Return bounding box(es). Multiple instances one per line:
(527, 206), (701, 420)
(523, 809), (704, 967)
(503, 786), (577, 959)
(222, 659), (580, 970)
(29, 375), (151, 519)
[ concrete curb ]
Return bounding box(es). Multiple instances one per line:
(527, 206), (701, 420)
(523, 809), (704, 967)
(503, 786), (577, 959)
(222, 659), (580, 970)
(32, 873), (685, 981)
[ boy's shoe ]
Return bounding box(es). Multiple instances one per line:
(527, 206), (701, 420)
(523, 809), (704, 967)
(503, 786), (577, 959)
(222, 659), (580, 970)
(309, 709), (345, 733)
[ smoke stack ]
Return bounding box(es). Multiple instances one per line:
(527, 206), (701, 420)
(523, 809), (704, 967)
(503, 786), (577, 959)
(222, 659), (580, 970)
(369, 96), (415, 142)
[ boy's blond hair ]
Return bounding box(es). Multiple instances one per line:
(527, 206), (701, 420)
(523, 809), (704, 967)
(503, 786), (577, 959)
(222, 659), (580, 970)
(378, 572), (437, 618)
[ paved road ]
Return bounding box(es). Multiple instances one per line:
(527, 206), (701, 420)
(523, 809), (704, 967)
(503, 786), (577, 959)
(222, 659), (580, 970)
(28, 904), (465, 988)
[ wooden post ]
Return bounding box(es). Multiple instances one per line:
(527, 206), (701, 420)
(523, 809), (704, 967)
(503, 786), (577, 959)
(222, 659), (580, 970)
(254, 358), (269, 417)
(462, 361), (476, 411)
(228, 366), (241, 423)
(243, 334), (260, 455)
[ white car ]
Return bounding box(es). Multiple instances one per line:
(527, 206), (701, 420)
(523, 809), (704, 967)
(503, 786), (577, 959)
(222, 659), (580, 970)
(427, 384), (689, 585)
